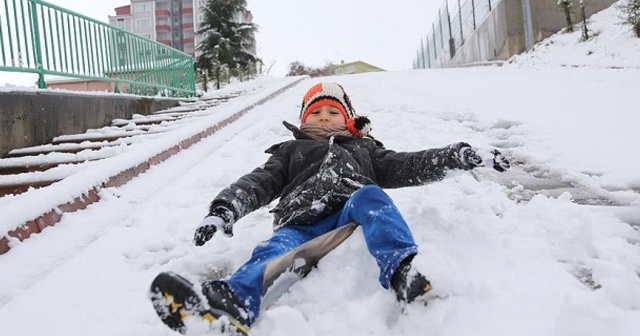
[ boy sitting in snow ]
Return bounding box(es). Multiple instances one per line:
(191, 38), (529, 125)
(150, 82), (509, 334)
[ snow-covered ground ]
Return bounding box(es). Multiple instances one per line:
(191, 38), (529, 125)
(0, 2), (639, 336)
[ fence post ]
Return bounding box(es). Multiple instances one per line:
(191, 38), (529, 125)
(488, 0), (492, 12)
(457, 0), (464, 42)
(432, 23), (438, 59)
(446, 0), (456, 58)
(439, 9), (445, 49)
(28, 0), (46, 88)
(420, 39), (425, 68)
(426, 36), (431, 68)
(471, 0), (477, 30)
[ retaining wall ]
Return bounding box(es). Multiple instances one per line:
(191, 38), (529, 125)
(0, 90), (180, 157)
(442, 0), (617, 66)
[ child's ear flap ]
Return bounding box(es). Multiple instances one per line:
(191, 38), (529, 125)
(347, 116), (372, 137)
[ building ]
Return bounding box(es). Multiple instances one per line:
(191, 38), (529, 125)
(108, 0), (255, 57)
(331, 61), (385, 76)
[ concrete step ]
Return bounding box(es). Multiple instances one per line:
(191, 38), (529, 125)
(0, 97), (219, 196)
(0, 178), (61, 197)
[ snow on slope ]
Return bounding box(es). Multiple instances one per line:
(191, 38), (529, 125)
(0, 2), (639, 336)
(506, 1), (640, 69)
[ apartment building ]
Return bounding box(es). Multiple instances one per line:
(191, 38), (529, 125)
(109, 0), (255, 57)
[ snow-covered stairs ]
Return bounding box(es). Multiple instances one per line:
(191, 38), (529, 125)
(0, 77), (305, 255)
(0, 94), (237, 198)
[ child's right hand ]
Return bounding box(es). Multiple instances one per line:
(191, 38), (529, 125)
(194, 207), (235, 246)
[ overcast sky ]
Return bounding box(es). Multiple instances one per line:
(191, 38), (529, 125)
(1, 0), (442, 84)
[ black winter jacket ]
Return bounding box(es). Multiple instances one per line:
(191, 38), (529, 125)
(210, 121), (471, 230)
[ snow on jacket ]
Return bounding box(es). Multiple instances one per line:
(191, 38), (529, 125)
(210, 121), (471, 230)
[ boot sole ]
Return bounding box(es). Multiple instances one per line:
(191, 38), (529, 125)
(150, 272), (250, 335)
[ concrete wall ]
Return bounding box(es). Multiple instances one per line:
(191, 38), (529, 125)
(531, 0), (617, 40)
(443, 1), (512, 66)
(446, 0), (616, 66)
(0, 91), (180, 157)
(47, 80), (114, 93)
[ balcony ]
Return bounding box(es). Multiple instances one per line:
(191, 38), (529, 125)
(182, 22), (194, 30)
(182, 7), (193, 14)
(183, 37), (194, 44)
(156, 24), (170, 32)
(155, 9), (170, 17)
(158, 39), (172, 46)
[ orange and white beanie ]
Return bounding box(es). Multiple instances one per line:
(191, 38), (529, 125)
(299, 82), (372, 137)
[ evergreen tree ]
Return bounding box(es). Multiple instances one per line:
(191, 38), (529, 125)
(197, 0), (258, 90)
(620, 0), (640, 37)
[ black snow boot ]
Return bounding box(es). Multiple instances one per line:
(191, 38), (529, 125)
(390, 255), (432, 304)
(149, 272), (249, 335)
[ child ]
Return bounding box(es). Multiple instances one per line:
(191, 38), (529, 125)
(150, 82), (509, 334)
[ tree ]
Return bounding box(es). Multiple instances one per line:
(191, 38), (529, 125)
(579, 1), (590, 41)
(558, 0), (575, 32)
(197, 0), (259, 90)
(619, 0), (640, 37)
(286, 61), (332, 77)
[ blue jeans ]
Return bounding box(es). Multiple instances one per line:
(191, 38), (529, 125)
(223, 184), (418, 325)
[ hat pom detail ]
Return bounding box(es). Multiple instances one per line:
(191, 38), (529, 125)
(347, 116), (371, 137)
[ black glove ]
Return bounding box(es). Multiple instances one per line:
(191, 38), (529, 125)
(490, 149), (510, 172)
(457, 144), (484, 170)
(457, 144), (510, 173)
(193, 206), (235, 246)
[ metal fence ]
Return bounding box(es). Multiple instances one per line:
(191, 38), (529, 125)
(0, 0), (196, 97)
(414, 0), (501, 69)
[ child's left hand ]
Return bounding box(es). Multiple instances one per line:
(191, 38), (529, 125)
(459, 145), (510, 172)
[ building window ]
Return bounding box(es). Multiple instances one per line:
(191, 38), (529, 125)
(116, 18), (125, 28)
(135, 18), (152, 28)
(347, 65), (355, 73)
(198, 14), (205, 23)
(134, 4), (151, 13)
(198, 0), (207, 7)
(335, 68), (343, 75)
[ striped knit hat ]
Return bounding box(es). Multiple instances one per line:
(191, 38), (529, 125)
(299, 82), (371, 137)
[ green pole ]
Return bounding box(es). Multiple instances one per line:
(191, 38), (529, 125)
(29, 0), (46, 88)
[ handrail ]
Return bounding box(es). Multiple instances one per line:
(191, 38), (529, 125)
(0, 0), (196, 97)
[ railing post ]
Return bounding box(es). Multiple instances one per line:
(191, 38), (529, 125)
(28, 0), (46, 88)
(488, 0), (492, 12)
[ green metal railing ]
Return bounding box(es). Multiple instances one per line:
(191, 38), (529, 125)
(0, 0), (196, 97)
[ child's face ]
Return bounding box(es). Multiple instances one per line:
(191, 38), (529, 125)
(304, 105), (346, 126)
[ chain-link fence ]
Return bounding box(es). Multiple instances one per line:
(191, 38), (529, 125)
(414, 0), (500, 69)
